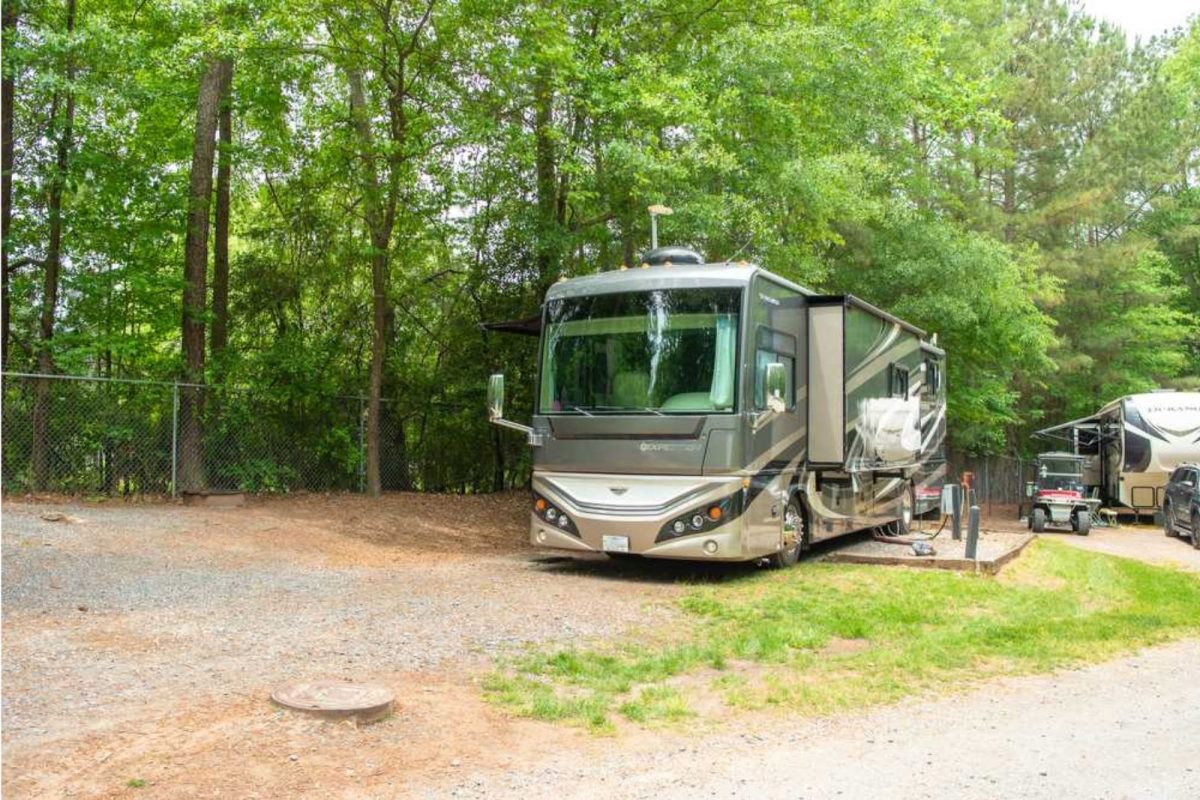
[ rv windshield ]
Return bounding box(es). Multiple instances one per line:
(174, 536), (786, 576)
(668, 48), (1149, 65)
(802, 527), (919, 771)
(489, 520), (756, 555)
(539, 288), (741, 414)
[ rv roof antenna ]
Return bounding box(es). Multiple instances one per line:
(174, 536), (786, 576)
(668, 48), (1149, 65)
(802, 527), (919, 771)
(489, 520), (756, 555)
(723, 234), (754, 265)
(648, 204), (673, 249)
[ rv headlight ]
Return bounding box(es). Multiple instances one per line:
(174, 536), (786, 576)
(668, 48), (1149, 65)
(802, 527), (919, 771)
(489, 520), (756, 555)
(690, 514), (706, 530)
(545, 508), (558, 522)
(556, 514), (570, 529)
(672, 519), (687, 535)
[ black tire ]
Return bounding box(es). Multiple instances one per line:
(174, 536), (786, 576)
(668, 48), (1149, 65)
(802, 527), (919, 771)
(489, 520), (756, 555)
(896, 481), (916, 536)
(1075, 510), (1090, 536)
(1164, 503), (1176, 537)
(1031, 508), (1047, 533)
(769, 496), (806, 569)
(1191, 514), (1200, 551)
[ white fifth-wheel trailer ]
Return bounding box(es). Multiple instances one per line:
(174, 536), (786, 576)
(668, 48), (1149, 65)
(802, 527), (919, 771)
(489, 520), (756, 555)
(1035, 392), (1200, 515)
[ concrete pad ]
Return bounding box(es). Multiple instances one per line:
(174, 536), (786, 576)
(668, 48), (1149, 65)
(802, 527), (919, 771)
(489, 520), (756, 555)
(823, 531), (1034, 574)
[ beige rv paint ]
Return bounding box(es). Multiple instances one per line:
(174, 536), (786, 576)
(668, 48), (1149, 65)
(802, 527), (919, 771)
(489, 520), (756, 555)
(808, 305), (844, 463)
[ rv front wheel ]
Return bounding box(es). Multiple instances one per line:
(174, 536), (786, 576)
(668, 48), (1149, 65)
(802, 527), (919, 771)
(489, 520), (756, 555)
(769, 497), (806, 569)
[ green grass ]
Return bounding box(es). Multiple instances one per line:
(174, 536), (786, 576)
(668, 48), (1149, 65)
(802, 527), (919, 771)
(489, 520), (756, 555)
(483, 541), (1200, 731)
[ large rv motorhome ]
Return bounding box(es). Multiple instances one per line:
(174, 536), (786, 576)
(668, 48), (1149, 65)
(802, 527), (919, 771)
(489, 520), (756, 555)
(487, 247), (947, 564)
(1034, 392), (1200, 515)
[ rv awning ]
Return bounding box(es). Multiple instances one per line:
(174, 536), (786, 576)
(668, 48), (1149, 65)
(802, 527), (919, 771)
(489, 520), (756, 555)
(1033, 414), (1103, 439)
(481, 314), (542, 337)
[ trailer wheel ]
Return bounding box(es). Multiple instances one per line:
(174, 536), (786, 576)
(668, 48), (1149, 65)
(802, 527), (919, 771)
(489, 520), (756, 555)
(1031, 508), (1047, 533)
(1075, 510), (1090, 536)
(769, 497), (806, 569)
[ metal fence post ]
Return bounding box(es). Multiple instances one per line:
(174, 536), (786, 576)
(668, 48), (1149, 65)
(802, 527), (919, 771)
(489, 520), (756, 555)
(984, 456), (991, 519)
(358, 395), (365, 493)
(171, 382), (179, 498)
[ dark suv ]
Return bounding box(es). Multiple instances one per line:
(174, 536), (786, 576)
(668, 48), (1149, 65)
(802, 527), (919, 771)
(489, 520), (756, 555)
(1163, 464), (1200, 549)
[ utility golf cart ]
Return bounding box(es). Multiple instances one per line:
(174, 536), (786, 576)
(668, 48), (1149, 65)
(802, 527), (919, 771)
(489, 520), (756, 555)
(1024, 452), (1099, 535)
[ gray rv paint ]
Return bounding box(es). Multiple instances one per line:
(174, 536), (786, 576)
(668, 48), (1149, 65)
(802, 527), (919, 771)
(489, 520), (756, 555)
(514, 261), (947, 561)
(808, 305), (845, 464)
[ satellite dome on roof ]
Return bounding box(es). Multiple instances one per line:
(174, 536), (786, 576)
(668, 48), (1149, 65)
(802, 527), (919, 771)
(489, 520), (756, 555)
(641, 246), (704, 266)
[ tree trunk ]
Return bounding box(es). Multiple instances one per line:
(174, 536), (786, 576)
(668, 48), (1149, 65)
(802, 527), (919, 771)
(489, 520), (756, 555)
(533, 61), (558, 289)
(346, 67), (392, 497)
(210, 57), (233, 364)
(1, 1), (18, 370)
(31, 0), (76, 490)
(178, 56), (224, 492)
(1002, 164), (1016, 243)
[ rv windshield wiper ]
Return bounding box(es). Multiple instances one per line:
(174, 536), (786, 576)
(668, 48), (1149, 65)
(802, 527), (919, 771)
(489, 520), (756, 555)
(566, 405), (594, 416)
(589, 405), (665, 416)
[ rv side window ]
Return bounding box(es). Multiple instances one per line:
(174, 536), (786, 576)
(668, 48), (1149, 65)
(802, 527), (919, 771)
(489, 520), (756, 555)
(754, 327), (796, 410)
(923, 360), (940, 395)
(890, 364), (910, 398)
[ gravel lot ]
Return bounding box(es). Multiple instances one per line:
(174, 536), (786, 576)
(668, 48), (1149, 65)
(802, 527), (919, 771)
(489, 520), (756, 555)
(1055, 522), (1200, 572)
(3, 496), (1197, 799)
(423, 639), (1200, 800)
(1, 495), (690, 798)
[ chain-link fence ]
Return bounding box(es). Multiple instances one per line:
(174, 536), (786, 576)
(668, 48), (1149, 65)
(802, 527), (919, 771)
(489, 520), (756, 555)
(1, 372), (526, 497)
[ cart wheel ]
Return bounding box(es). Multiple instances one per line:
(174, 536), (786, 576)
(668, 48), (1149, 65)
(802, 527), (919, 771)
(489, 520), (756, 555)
(1075, 510), (1090, 536)
(1031, 508), (1046, 533)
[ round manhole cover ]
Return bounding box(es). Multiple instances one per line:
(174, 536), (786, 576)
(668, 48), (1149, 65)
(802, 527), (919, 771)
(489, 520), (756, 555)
(271, 680), (394, 723)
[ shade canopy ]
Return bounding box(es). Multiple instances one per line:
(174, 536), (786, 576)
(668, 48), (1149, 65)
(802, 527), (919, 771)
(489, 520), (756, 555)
(481, 315), (542, 337)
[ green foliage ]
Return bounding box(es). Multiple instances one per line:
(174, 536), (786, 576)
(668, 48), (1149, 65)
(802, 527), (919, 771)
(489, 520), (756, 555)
(484, 541), (1200, 729)
(4, 0), (1198, 485)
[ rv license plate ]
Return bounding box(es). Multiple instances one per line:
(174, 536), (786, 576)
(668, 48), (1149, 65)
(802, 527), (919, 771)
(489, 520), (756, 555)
(602, 535), (630, 553)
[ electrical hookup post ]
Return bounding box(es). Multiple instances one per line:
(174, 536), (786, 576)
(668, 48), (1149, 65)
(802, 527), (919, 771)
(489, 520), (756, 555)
(947, 482), (963, 541)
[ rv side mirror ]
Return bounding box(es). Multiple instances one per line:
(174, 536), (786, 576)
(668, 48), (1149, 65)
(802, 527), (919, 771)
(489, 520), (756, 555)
(764, 362), (786, 413)
(487, 373), (505, 421)
(486, 373), (541, 445)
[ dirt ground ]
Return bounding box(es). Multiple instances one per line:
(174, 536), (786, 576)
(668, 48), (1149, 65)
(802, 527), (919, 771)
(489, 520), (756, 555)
(1, 493), (693, 799)
(3, 494), (1198, 799)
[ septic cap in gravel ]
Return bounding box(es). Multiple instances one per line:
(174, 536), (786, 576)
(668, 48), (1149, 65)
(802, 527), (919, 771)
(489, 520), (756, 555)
(271, 680), (394, 724)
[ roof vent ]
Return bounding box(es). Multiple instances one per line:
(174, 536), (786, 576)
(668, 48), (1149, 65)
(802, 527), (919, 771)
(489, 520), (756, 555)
(641, 246), (704, 266)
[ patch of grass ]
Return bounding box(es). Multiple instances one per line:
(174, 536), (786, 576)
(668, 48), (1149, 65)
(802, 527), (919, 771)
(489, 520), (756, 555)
(126, 778), (147, 789)
(485, 541), (1200, 729)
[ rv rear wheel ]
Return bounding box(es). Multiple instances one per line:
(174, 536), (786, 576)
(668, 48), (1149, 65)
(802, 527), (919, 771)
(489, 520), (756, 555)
(896, 482), (916, 536)
(769, 497), (806, 569)
(1031, 508), (1047, 533)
